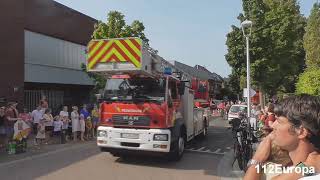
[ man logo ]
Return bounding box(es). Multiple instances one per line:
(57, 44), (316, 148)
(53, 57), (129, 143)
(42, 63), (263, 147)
(128, 120), (134, 125)
(123, 116), (139, 121)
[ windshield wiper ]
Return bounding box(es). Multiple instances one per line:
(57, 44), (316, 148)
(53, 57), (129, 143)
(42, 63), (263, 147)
(133, 95), (163, 104)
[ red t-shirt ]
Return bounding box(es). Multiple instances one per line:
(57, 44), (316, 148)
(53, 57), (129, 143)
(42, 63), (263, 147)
(6, 108), (18, 127)
(265, 113), (276, 127)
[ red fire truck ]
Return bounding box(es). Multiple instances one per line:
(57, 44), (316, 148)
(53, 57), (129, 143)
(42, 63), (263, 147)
(86, 38), (208, 160)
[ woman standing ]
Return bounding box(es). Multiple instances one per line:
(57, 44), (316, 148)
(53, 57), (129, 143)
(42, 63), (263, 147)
(59, 106), (70, 141)
(79, 114), (85, 141)
(5, 102), (19, 140)
(91, 104), (99, 138)
(0, 107), (7, 149)
(40, 96), (48, 110)
(71, 106), (80, 141)
(43, 108), (54, 144)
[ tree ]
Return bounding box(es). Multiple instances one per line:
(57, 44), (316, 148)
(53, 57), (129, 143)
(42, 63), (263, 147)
(303, 2), (320, 68)
(295, 2), (320, 95)
(225, 0), (306, 97)
(92, 11), (149, 43)
(296, 68), (320, 96)
(83, 11), (149, 95)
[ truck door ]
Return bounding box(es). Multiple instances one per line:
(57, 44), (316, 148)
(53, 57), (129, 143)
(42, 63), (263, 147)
(167, 79), (180, 127)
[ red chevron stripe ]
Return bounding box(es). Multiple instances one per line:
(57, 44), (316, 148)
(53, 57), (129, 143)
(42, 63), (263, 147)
(130, 38), (141, 50)
(88, 41), (107, 63)
(113, 43), (130, 60)
(93, 43), (127, 65)
(112, 43), (139, 66)
(119, 40), (141, 62)
(89, 41), (99, 52)
(109, 54), (121, 62)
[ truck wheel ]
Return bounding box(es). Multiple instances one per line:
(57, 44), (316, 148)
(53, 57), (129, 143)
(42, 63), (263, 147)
(110, 152), (121, 157)
(168, 130), (186, 161)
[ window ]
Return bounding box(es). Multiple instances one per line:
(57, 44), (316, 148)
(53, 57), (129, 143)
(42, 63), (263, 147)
(169, 80), (178, 100)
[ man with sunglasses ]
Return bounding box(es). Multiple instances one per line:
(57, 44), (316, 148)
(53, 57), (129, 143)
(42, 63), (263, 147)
(244, 94), (320, 180)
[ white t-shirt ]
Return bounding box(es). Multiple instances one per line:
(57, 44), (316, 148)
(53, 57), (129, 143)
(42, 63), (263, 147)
(59, 111), (69, 117)
(53, 120), (63, 132)
(43, 114), (53, 127)
(299, 174), (320, 180)
(31, 109), (44, 124)
(14, 120), (30, 139)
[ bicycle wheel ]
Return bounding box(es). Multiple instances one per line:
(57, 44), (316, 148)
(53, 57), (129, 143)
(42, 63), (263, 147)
(243, 143), (253, 172)
(234, 143), (245, 170)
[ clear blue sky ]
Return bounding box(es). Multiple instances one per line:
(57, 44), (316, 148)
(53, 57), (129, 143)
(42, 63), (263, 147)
(54, 0), (317, 78)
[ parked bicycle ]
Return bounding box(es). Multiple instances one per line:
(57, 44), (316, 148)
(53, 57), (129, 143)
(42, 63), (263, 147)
(229, 113), (257, 171)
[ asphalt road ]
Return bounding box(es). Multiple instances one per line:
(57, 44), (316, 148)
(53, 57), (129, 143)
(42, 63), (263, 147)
(0, 117), (242, 180)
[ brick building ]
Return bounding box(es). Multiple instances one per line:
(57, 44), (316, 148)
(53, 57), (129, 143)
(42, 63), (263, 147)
(0, 0), (97, 113)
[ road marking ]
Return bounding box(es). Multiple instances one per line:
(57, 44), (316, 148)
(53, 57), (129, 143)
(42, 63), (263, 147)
(213, 148), (221, 153)
(197, 147), (206, 151)
(185, 148), (225, 155)
(0, 142), (95, 167)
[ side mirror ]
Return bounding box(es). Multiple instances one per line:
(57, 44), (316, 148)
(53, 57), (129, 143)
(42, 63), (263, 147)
(167, 97), (173, 108)
(178, 82), (185, 95)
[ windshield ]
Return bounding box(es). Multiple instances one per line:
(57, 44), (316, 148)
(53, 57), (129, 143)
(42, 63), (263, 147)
(229, 106), (247, 113)
(104, 77), (165, 102)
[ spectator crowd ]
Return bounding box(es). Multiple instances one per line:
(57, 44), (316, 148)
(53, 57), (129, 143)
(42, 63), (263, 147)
(0, 97), (100, 154)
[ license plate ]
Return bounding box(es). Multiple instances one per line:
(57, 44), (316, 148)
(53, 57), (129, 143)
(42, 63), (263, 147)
(121, 133), (139, 139)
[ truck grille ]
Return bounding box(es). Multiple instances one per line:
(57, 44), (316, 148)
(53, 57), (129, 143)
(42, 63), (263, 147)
(112, 115), (151, 126)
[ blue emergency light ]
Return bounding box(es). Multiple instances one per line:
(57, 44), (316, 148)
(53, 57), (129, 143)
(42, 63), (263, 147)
(164, 67), (172, 75)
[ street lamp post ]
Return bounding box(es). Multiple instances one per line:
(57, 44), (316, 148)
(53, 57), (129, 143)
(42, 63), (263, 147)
(241, 20), (253, 119)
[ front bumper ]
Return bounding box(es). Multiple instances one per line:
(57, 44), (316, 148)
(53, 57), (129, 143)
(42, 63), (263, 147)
(97, 126), (171, 153)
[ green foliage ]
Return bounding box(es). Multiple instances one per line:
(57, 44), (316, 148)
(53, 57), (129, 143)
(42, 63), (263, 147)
(296, 68), (320, 96)
(303, 2), (320, 68)
(295, 2), (320, 96)
(83, 11), (149, 94)
(92, 11), (149, 43)
(81, 63), (106, 92)
(225, 0), (306, 96)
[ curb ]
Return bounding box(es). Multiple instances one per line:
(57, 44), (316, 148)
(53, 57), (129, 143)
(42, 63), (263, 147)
(0, 141), (95, 167)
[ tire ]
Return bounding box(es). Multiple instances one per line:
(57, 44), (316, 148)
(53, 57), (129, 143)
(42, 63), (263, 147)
(100, 147), (108, 152)
(235, 143), (245, 171)
(168, 130), (186, 161)
(110, 152), (121, 157)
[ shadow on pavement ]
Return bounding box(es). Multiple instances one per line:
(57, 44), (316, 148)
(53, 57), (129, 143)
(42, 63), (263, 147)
(0, 141), (100, 180)
(112, 125), (236, 178)
(114, 152), (224, 177)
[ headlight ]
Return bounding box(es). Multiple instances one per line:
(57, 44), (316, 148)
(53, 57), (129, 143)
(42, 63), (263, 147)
(98, 130), (108, 137)
(153, 134), (168, 141)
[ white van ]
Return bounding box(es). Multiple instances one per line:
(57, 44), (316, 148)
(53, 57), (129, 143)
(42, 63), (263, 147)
(227, 104), (247, 121)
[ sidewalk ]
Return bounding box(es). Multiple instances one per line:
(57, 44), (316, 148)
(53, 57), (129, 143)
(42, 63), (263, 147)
(217, 148), (244, 180)
(0, 135), (96, 164)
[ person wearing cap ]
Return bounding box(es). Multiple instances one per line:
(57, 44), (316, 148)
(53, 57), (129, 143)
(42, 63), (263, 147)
(244, 94), (320, 180)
